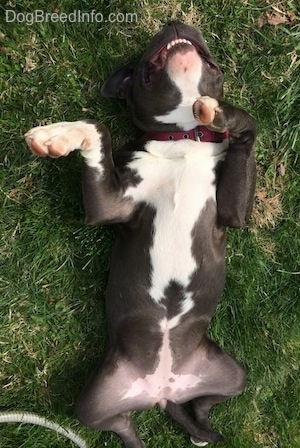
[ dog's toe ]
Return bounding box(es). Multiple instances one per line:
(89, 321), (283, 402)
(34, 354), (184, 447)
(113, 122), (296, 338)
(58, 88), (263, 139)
(190, 429), (224, 446)
(25, 123), (77, 157)
(25, 136), (48, 157)
(193, 96), (219, 125)
(190, 437), (209, 446)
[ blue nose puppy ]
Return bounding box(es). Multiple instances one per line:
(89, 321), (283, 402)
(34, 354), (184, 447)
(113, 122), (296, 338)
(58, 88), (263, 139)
(25, 21), (256, 448)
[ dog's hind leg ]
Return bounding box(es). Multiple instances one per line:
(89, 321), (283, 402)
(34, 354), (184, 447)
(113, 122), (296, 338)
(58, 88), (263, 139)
(189, 395), (234, 446)
(189, 340), (246, 446)
(165, 338), (246, 445)
(85, 412), (145, 448)
(75, 358), (152, 448)
(90, 412), (145, 448)
(165, 401), (224, 445)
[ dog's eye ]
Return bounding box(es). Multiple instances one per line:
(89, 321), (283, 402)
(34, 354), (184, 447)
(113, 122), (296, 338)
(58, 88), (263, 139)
(144, 65), (150, 83)
(205, 58), (219, 71)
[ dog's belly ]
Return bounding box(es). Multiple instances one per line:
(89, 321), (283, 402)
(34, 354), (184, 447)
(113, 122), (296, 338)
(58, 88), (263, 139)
(121, 318), (204, 408)
(125, 140), (226, 308)
(112, 141), (227, 409)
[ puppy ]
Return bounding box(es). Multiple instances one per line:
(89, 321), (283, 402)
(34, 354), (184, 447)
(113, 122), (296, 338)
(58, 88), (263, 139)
(25, 21), (256, 448)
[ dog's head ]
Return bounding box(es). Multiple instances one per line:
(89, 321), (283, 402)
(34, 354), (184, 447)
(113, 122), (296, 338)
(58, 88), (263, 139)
(101, 21), (223, 131)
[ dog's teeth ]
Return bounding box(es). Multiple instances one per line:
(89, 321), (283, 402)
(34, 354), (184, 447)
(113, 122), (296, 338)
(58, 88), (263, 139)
(166, 39), (193, 51)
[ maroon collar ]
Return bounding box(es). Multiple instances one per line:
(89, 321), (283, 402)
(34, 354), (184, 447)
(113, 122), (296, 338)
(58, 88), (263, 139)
(142, 125), (229, 143)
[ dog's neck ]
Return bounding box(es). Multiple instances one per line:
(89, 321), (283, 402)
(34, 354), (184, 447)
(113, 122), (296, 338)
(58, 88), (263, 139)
(142, 125), (229, 143)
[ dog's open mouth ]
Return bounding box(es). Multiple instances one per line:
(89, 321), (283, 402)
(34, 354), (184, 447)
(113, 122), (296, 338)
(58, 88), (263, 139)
(144, 38), (218, 83)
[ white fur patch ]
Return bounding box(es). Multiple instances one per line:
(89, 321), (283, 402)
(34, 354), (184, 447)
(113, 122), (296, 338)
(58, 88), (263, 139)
(155, 49), (203, 129)
(167, 292), (194, 329)
(121, 318), (202, 404)
(125, 140), (226, 313)
(155, 105), (199, 131)
(78, 125), (104, 175)
(190, 437), (209, 447)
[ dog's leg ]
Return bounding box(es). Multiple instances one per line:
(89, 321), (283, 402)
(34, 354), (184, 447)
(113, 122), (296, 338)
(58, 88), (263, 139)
(215, 101), (256, 228)
(165, 338), (245, 446)
(75, 358), (152, 448)
(88, 412), (145, 448)
(80, 410), (145, 448)
(165, 401), (223, 446)
(191, 339), (246, 446)
(25, 120), (135, 225)
(193, 97), (256, 227)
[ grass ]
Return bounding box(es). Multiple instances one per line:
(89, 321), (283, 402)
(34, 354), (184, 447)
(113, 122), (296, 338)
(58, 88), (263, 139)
(0, 0), (299, 447)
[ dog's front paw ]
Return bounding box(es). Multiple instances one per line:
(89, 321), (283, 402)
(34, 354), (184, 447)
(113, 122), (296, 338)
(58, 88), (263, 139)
(25, 121), (101, 157)
(193, 96), (226, 132)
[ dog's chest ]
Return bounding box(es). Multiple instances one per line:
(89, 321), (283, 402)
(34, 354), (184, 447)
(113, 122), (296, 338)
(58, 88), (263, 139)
(125, 140), (225, 208)
(125, 140), (226, 304)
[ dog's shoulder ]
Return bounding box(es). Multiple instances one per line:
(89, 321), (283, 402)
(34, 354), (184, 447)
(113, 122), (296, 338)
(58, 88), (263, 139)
(113, 140), (147, 167)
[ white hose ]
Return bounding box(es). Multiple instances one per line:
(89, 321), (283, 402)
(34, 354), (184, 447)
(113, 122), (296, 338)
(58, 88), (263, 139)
(0, 411), (87, 448)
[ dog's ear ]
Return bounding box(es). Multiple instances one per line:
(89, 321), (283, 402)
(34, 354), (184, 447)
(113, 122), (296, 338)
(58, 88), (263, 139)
(101, 65), (134, 99)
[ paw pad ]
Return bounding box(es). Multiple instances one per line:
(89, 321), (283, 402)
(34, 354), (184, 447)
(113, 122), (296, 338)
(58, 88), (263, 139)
(193, 96), (220, 125)
(190, 436), (209, 447)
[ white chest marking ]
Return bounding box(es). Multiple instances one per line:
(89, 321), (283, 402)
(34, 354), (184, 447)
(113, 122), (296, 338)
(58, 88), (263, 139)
(155, 105), (199, 131)
(121, 319), (202, 405)
(125, 140), (226, 305)
(155, 52), (203, 130)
